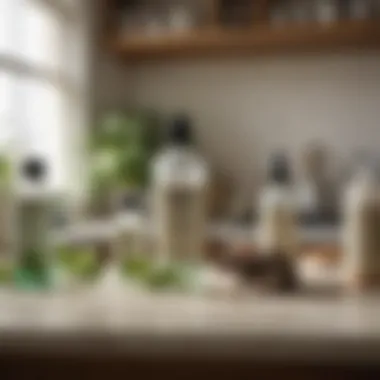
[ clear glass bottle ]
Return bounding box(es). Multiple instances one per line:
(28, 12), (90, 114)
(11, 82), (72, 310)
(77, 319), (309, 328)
(14, 158), (53, 290)
(342, 161), (380, 292)
(152, 116), (209, 264)
(257, 153), (299, 257)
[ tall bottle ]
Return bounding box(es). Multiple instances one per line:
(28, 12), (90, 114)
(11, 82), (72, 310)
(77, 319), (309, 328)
(15, 158), (53, 289)
(257, 153), (298, 257)
(152, 116), (209, 264)
(342, 162), (380, 292)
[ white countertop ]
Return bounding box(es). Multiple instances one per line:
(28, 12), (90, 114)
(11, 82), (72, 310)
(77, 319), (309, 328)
(3, 216), (354, 361)
(1, 269), (379, 362)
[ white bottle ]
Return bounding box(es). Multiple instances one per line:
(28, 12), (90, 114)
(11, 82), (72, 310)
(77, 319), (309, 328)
(257, 153), (298, 257)
(342, 164), (380, 291)
(152, 116), (209, 264)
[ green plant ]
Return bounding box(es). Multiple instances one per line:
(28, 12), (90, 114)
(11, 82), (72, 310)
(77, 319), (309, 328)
(121, 256), (192, 291)
(91, 110), (161, 193)
(58, 246), (100, 280)
(0, 263), (12, 285)
(0, 155), (11, 184)
(117, 146), (150, 188)
(15, 248), (51, 289)
(145, 265), (184, 290)
(121, 256), (152, 279)
(90, 148), (120, 195)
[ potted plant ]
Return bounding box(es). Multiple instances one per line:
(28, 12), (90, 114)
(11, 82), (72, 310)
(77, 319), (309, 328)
(90, 109), (161, 215)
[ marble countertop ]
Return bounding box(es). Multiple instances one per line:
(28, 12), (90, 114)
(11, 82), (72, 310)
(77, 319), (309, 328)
(0, 271), (379, 362)
(2, 216), (355, 361)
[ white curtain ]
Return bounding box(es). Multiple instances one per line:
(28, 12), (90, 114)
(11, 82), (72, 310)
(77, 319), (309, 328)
(0, 0), (88, 196)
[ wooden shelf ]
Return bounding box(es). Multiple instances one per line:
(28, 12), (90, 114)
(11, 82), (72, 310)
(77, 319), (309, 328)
(109, 20), (380, 61)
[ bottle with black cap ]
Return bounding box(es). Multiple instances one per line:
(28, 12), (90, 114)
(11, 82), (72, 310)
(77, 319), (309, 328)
(152, 115), (209, 263)
(15, 157), (52, 289)
(257, 152), (299, 257)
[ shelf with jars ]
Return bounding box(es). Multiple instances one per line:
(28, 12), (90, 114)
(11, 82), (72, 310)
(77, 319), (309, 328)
(103, 0), (380, 61)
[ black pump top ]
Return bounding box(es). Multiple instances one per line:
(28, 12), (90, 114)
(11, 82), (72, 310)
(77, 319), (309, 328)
(169, 115), (192, 146)
(22, 157), (46, 183)
(268, 152), (292, 185)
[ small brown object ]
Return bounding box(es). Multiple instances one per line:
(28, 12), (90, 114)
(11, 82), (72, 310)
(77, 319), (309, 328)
(229, 250), (299, 293)
(346, 273), (380, 293)
(204, 239), (230, 264)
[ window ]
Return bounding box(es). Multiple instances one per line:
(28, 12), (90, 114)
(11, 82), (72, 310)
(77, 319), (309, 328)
(0, 0), (88, 194)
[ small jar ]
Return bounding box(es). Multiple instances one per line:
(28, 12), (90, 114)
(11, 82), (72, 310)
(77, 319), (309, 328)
(290, 0), (314, 24)
(374, 0), (380, 18)
(315, 0), (339, 24)
(270, 2), (291, 27)
(347, 0), (372, 20)
(168, 5), (195, 32)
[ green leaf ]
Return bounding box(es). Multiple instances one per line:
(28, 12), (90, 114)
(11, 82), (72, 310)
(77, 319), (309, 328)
(121, 256), (152, 279)
(95, 113), (143, 149)
(0, 156), (11, 184)
(0, 263), (12, 284)
(90, 149), (120, 189)
(117, 146), (150, 188)
(58, 246), (100, 280)
(16, 249), (51, 288)
(145, 265), (183, 290)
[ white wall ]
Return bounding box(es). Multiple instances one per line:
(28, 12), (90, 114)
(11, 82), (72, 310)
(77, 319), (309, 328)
(131, 52), (380, 193)
(91, 1), (135, 117)
(74, 0), (135, 211)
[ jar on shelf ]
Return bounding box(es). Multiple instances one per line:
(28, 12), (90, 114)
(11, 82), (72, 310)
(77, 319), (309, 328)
(220, 0), (254, 28)
(120, 3), (167, 37)
(290, 0), (314, 24)
(168, 5), (196, 32)
(270, 1), (291, 27)
(315, 0), (340, 24)
(347, 0), (373, 20)
(373, 0), (380, 18)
